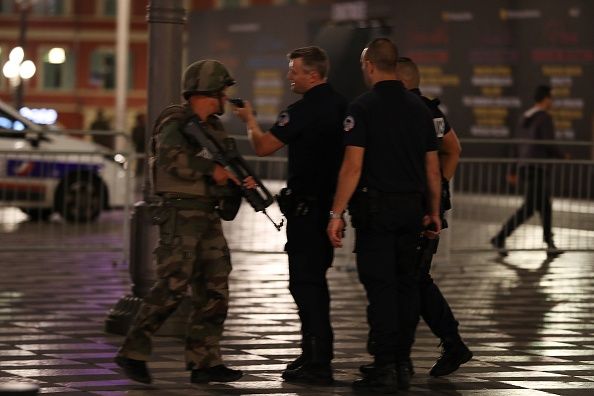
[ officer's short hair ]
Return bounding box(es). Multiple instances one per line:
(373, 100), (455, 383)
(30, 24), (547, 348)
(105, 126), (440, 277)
(364, 38), (399, 73)
(396, 57), (420, 88)
(288, 46), (329, 79)
(534, 85), (552, 103)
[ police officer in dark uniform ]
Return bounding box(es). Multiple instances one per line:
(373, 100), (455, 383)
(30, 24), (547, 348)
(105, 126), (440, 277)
(327, 38), (442, 393)
(396, 56), (472, 376)
(233, 46), (347, 385)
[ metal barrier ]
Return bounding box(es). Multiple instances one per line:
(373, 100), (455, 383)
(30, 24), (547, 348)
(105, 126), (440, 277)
(0, 128), (134, 261)
(451, 141), (594, 253)
(3, 130), (593, 261)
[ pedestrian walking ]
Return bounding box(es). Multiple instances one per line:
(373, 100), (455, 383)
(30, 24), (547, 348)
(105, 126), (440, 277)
(491, 85), (565, 257)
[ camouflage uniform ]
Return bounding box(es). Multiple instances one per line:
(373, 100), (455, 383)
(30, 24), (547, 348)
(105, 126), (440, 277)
(118, 105), (233, 370)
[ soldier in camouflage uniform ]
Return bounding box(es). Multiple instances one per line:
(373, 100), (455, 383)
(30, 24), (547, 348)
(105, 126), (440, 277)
(115, 60), (246, 385)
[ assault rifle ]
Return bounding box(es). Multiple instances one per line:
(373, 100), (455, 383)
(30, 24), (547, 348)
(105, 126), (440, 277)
(183, 117), (283, 231)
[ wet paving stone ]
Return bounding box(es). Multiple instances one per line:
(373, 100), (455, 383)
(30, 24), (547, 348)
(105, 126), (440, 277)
(0, 245), (593, 395)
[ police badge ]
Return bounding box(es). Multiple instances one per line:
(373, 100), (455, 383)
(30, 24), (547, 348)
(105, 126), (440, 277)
(277, 111), (290, 126)
(343, 116), (355, 132)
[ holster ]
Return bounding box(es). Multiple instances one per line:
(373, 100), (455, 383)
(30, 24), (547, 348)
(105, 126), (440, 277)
(211, 181), (242, 221)
(275, 188), (315, 217)
(439, 178), (451, 230)
(348, 188), (380, 230)
(420, 236), (440, 265)
(441, 178), (452, 212)
(218, 182), (242, 221)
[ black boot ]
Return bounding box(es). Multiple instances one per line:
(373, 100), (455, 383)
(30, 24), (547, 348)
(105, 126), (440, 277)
(282, 337), (333, 385)
(430, 338), (473, 377)
(545, 239), (564, 257)
(285, 335), (311, 370)
(396, 360), (412, 390)
(490, 235), (508, 257)
(115, 355), (152, 384)
(191, 365), (243, 383)
(352, 363), (398, 394)
(359, 358), (414, 377)
(285, 354), (308, 371)
(282, 362), (333, 385)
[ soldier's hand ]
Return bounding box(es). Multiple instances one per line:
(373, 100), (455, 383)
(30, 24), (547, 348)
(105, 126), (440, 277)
(327, 218), (345, 248)
(213, 164), (240, 186)
(243, 176), (258, 190)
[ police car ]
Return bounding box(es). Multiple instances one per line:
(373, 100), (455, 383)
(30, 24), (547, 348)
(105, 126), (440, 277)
(0, 99), (127, 222)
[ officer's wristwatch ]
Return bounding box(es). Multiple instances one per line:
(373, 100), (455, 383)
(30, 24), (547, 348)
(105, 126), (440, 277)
(329, 210), (344, 220)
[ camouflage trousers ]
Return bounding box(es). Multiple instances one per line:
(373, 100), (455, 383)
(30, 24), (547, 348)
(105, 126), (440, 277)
(118, 207), (232, 370)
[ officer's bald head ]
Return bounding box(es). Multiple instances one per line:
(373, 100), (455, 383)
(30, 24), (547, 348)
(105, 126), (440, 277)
(396, 57), (420, 90)
(362, 38), (399, 73)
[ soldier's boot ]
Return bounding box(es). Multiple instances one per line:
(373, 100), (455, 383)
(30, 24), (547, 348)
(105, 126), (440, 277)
(352, 363), (398, 394)
(360, 357), (415, 377)
(282, 337), (333, 385)
(115, 355), (152, 384)
(430, 338), (473, 377)
(190, 365), (243, 383)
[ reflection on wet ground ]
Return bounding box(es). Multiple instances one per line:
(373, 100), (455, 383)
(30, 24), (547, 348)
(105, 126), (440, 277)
(0, 228), (593, 394)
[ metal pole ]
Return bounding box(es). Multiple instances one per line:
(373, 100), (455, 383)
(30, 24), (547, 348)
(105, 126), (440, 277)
(14, 2), (30, 110)
(105, 0), (187, 336)
(115, 0), (130, 141)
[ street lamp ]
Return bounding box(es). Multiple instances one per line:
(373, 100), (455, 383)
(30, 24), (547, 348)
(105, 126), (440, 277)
(2, 46), (36, 110)
(2, 47), (37, 86)
(2, 0), (38, 109)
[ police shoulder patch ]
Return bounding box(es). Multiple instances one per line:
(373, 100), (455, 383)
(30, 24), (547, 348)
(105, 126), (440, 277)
(277, 111), (290, 127)
(343, 116), (355, 132)
(433, 117), (445, 138)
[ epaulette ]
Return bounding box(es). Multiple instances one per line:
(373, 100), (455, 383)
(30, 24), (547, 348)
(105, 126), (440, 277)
(429, 97), (441, 107)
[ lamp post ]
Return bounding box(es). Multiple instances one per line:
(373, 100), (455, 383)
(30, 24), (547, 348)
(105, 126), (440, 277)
(2, 47), (36, 109)
(2, 0), (36, 109)
(104, 0), (187, 336)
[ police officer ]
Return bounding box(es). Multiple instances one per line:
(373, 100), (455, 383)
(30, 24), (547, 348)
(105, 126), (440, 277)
(327, 38), (441, 392)
(233, 46), (347, 385)
(115, 60), (250, 385)
(396, 56), (472, 376)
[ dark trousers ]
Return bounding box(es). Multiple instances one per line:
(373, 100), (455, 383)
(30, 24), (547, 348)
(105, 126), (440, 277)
(497, 166), (553, 243)
(355, 195), (423, 364)
(418, 237), (460, 341)
(286, 208), (334, 363)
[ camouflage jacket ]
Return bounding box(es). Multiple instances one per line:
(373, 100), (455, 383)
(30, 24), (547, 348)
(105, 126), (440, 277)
(150, 104), (228, 198)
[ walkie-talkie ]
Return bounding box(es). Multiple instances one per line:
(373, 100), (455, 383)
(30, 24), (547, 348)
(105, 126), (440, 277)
(228, 98), (245, 108)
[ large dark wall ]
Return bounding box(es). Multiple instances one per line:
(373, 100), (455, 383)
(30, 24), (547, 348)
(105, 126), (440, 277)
(188, 1), (593, 160)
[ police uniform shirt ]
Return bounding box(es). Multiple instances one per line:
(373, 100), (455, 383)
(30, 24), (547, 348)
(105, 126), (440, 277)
(344, 80), (437, 193)
(410, 88), (451, 140)
(270, 83), (348, 200)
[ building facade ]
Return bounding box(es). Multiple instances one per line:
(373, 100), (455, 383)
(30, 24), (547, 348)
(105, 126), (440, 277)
(0, 0), (148, 130)
(0, 0), (325, 131)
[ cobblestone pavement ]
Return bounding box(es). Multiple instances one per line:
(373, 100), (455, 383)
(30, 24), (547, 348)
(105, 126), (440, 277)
(1, 242), (594, 394)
